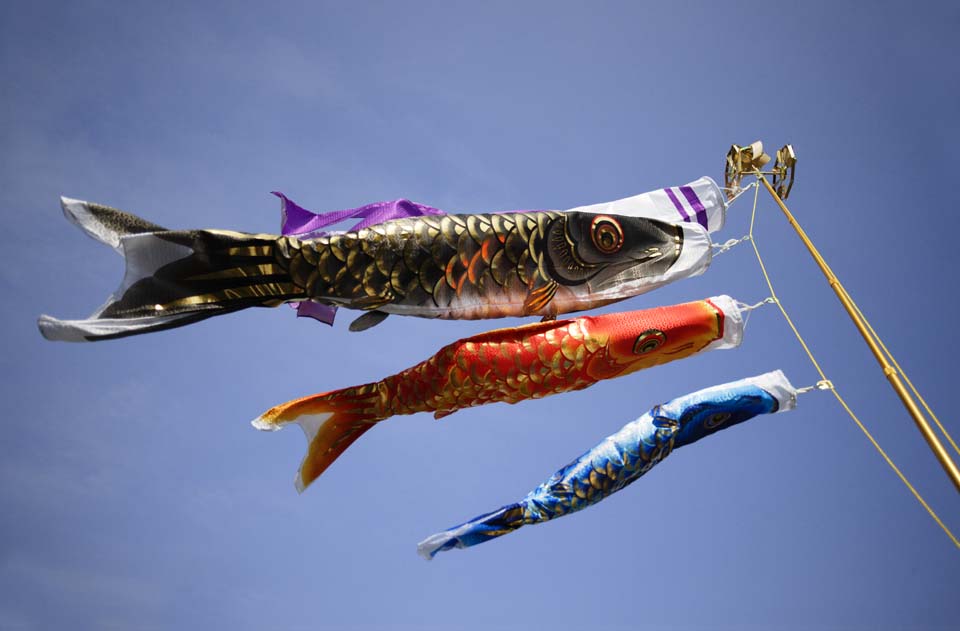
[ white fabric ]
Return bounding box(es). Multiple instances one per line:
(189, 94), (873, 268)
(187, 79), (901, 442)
(702, 295), (744, 351)
(740, 369), (798, 412)
(37, 232), (196, 342)
(565, 176), (727, 233)
(417, 526), (470, 560)
(37, 312), (197, 342)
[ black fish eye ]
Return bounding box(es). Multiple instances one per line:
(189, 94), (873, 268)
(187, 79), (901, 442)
(704, 412), (731, 429)
(633, 329), (666, 354)
(590, 216), (624, 254)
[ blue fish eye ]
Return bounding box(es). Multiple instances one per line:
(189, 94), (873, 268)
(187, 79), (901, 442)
(704, 412), (731, 429)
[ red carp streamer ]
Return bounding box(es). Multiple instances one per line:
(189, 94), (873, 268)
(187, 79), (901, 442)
(253, 296), (743, 491)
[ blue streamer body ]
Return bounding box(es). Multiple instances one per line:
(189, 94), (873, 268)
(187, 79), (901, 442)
(418, 372), (791, 559)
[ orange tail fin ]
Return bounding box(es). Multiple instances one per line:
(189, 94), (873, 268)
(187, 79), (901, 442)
(251, 384), (385, 492)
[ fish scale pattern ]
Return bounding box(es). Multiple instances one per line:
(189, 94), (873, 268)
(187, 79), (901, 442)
(40, 197), (699, 341)
(383, 318), (603, 417)
(252, 298), (735, 492)
(271, 210), (683, 319)
(277, 212), (564, 316)
(418, 375), (786, 559)
(371, 300), (724, 419)
(520, 413), (677, 522)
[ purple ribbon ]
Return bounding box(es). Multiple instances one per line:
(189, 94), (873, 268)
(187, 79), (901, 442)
(276, 192), (447, 238)
(273, 192), (447, 325)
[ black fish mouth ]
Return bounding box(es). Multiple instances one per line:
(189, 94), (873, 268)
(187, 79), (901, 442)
(545, 218), (683, 286)
(586, 249), (680, 288)
(593, 222), (685, 287)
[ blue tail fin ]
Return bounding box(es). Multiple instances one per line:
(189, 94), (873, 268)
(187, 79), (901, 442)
(417, 504), (526, 560)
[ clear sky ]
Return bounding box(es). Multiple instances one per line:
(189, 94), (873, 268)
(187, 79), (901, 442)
(2, 1), (959, 629)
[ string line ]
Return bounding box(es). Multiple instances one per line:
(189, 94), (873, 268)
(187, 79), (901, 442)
(832, 278), (958, 457)
(855, 304), (959, 455)
(745, 180), (959, 549)
(730, 176), (957, 455)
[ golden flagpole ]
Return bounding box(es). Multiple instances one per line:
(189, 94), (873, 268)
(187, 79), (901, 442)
(725, 141), (960, 494)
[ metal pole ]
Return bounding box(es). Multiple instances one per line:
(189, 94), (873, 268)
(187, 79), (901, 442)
(756, 173), (960, 493)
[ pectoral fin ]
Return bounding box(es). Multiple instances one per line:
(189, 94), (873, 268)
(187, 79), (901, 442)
(351, 293), (393, 311)
(522, 279), (559, 316)
(348, 310), (389, 332)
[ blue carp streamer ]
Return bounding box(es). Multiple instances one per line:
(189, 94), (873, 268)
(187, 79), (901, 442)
(418, 370), (797, 559)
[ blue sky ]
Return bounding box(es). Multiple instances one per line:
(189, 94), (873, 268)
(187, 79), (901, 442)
(2, 1), (959, 629)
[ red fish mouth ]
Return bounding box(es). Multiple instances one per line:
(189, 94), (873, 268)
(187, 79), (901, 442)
(662, 342), (695, 355)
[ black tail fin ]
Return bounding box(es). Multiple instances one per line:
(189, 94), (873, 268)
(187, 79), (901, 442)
(38, 198), (307, 342)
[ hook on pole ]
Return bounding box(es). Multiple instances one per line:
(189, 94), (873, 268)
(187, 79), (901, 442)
(724, 141), (772, 200)
(724, 140), (797, 200)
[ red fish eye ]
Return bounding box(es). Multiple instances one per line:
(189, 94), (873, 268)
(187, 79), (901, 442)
(704, 412), (731, 429)
(632, 329), (666, 354)
(590, 216), (624, 254)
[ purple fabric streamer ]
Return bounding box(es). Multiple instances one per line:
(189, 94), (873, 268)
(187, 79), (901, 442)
(275, 193), (446, 239)
(272, 192), (447, 325)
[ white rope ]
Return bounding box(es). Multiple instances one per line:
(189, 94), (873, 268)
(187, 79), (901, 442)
(797, 380), (834, 395)
(722, 181), (758, 207)
(713, 234), (752, 255)
(738, 296), (776, 331)
(737, 297), (777, 312)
